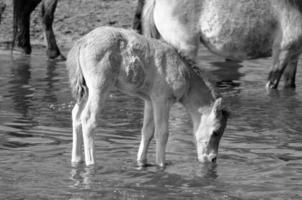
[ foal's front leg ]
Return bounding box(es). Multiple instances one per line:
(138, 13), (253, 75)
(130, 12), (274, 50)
(152, 98), (171, 168)
(137, 100), (154, 167)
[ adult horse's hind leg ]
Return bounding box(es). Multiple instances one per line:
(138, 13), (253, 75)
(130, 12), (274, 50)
(151, 1), (199, 60)
(267, 47), (300, 89)
(41, 0), (64, 60)
(137, 99), (154, 167)
(267, 48), (292, 89)
(283, 55), (300, 88)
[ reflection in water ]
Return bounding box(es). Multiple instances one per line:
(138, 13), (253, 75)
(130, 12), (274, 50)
(211, 60), (243, 81)
(70, 165), (97, 189)
(43, 60), (59, 103)
(211, 60), (243, 93)
(1, 57), (37, 149)
(8, 57), (33, 117)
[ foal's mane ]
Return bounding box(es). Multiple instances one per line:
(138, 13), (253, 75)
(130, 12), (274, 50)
(176, 51), (220, 100)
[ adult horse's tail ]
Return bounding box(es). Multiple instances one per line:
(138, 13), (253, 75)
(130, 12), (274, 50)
(142, 0), (160, 38)
(66, 40), (88, 104)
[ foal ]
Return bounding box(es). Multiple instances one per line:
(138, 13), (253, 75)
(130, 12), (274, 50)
(66, 26), (228, 167)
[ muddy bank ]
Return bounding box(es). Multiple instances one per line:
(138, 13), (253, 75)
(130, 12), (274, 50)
(0, 0), (138, 50)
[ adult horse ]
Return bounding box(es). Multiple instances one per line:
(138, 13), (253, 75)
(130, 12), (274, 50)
(12, 0), (64, 59)
(141, 0), (302, 89)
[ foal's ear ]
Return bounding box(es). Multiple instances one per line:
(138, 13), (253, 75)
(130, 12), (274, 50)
(212, 97), (231, 118)
(212, 97), (223, 115)
(198, 106), (211, 114)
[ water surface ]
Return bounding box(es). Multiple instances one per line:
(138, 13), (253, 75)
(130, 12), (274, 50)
(0, 47), (302, 200)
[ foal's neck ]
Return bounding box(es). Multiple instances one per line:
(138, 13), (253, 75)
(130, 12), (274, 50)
(182, 71), (216, 133)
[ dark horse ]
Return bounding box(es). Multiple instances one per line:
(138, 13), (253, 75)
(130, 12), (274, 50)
(13, 0), (65, 59)
(135, 0), (302, 89)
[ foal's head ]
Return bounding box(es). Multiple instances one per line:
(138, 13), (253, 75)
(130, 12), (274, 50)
(195, 97), (228, 163)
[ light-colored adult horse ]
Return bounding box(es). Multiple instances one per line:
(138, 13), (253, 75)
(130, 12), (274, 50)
(66, 26), (228, 167)
(142, 0), (302, 89)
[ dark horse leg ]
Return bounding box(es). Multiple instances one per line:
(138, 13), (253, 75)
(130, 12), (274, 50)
(41, 0), (64, 59)
(132, 0), (145, 34)
(13, 0), (63, 59)
(0, 0), (5, 24)
(13, 0), (41, 55)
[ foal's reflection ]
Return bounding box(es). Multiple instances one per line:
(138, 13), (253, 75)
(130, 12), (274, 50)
(199, 162), (218, 179)
(70, 164), (97, 189)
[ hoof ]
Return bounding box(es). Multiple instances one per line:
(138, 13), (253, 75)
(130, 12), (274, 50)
(11, 46), (31, 56)
(47, 49), (66, 61)
(283, 82), (296, 89)
(137, 159), (148, 168)
(48, 54), (66, 61)
(71, 159), (84, 167)
(266, 81), (278, 90)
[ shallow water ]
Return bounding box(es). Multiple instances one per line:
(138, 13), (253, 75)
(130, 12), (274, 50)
(0, 47), (302, 200)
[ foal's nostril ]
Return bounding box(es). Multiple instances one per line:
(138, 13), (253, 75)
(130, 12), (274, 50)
(211, 157), (217, 163)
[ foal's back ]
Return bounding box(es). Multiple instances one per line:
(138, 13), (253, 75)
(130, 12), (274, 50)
(71, 26), (190, 101)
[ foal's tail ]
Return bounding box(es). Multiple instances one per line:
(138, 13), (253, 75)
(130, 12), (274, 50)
(66, 40), (88, 104)
(142, 0), (160, 38)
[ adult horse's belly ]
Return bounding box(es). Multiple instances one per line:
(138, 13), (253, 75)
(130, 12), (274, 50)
(200, 0), (278, 60)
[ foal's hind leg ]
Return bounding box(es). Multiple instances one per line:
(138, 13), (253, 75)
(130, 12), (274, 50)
(71, 100), (86, 164)
(152, 97), (172, 167)
(81, 81), (112, 166)
(137, 100), (154, 167)
(41, 0), (63, 59)
(81, 88), (106, 166)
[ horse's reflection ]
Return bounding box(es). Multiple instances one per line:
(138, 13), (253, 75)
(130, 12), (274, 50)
(9, 57), (33, 118)
(211, 60), (243, 90)
(198, 162), (218, 179)
(43, 60), (59, 103)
